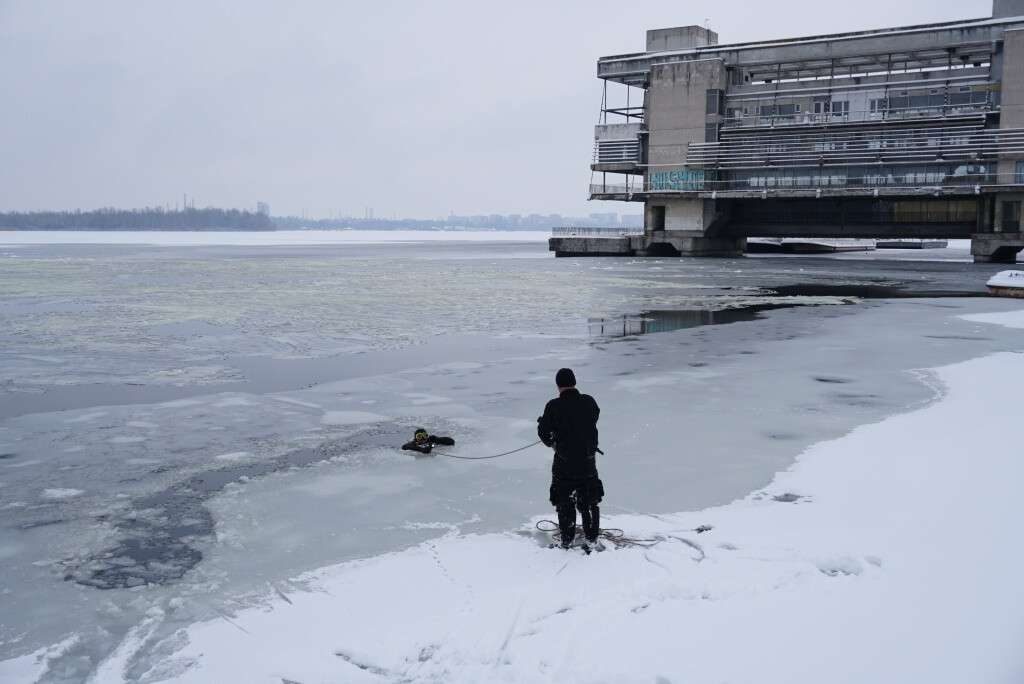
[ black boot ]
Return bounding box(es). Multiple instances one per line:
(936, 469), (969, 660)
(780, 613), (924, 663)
(580, 503), (600, 542)
(556, 503), (576, 548)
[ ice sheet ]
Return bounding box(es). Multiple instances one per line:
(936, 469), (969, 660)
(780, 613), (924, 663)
(93, 350), (1024, 684)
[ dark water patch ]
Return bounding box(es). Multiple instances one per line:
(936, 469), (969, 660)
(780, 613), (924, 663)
(828, 392), (882, 407)
(0, 452), (15, 459)
(18, 518), (66, 530)
(814, 376), (853, 384)
(765, 432), (801, 441)
(769, 283), (984, 299)
(589, 303), (810, 339)
(61, 423), (411, 590)
(923, 334), (994, 341)
(773, 493), (803, 503)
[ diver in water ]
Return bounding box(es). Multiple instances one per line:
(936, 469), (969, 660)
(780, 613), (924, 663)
(537, 368), (604, 549)
(402, 428), (455, 455)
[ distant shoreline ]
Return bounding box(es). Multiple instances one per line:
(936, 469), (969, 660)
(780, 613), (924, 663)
(0, 226), (551, 232)
(0, 229), (554, 246)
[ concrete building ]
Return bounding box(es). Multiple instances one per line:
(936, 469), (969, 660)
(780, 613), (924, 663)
(553, 0), (1024, 262)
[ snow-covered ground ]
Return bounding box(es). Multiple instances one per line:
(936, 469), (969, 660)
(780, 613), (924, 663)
(8, 312), (1016, 683)
(0, 230), (551, 246)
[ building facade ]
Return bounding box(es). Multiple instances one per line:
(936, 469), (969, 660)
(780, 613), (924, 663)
(561, 0), (1024, 261)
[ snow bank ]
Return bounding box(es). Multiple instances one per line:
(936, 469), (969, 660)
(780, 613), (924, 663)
(0, 230), (550, 247)
(90, 346), (1023, 683)
(960, 308), (1024, 329)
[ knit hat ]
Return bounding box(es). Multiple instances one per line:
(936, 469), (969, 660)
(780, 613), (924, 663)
(555, 368), (577, 388)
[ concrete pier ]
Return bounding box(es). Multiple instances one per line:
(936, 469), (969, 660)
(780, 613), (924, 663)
(971, 233), (1024, 262)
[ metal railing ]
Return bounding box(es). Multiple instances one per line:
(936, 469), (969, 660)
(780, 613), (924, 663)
(594, 139), (642, 164)
(688, 127), (1024, 169)
(588, 182), (643, 196)
(551, 226), (644, 237)
(720, 102), (996, 129)
(588, 171), (1024, 196)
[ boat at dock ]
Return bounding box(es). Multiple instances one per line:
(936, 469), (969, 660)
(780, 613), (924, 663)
(986, 270), (1024, 297)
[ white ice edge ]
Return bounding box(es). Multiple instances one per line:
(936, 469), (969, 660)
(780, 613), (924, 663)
(960, 308), (1024, 329)
(0, 230), (551, 247)
(14, 311), (1024, 684)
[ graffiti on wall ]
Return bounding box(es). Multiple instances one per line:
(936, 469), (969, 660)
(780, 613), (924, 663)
(649, 169), (705, 191)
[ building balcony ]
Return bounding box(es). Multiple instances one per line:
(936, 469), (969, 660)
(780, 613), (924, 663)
(720, 102), (997, 130)
(638, 169), (1024, 198)
(588, 166), (1024, 200)
(687, 125), (1024, 169)
(589, 176), (645, 201)
(592, 123), (644, 172)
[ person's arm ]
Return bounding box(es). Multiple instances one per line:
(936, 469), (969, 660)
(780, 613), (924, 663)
(590, 396), (601, 453)
(402, 441), (432, 454)
(430, 436), (455, 446)
(537, 401), (557, 447)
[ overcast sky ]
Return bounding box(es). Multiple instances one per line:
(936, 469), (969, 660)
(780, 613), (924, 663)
(0, 0), (993, 218)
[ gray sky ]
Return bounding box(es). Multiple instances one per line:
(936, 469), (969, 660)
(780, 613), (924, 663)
(0, 0), (993, 217)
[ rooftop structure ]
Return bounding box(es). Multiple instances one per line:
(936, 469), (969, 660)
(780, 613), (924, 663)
(554, 0), (1024, 262)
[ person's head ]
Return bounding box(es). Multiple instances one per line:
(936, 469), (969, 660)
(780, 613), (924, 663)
(555, 368), (576, 393)
(414, 428), (429, 444)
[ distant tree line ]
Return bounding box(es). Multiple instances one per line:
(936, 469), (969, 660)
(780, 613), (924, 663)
(0, 207), (274, 231)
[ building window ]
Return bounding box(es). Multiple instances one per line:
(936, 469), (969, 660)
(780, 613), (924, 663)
(706, 89), (725, 115)
(649, 206), (666, 231)
(1002, 201), (1021, 232)
(814, 101), (850, 117)
(1016, 160), (1024, 184)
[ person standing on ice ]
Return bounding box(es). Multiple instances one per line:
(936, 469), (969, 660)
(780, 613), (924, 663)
(537, 368), (604, 548)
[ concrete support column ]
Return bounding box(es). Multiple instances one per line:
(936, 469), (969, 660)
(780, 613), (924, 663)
(640, 198), (744, 256)
(971, 233), (1024, 263)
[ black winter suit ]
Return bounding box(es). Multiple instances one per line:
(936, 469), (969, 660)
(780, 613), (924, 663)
(401, 435), (455, 455)
(537, 388), (604, 545)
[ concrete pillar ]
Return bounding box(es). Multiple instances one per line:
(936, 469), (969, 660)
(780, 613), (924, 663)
(641, 58), (742, 256)
(997, 29), (1024, 183)
(641, 199), (744, 257)
(993, 0), (1024, 18)
(972, 234), (1024, 262)
(974, 25), (1024, 261)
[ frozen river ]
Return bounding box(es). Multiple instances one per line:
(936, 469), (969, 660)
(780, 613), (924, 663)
(1, 232), (1022, 682)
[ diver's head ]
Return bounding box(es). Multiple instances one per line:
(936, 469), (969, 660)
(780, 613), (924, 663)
(414, 428), (429, 444)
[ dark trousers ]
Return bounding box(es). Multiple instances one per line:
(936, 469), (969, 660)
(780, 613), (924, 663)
(549, 474), (604, 544)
